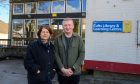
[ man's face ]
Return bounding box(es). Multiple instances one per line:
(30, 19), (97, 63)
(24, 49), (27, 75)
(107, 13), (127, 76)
(63, 20), (74, 34)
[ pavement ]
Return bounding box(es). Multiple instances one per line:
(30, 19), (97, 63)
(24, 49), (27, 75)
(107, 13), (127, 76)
(1, 59), (140, 84)
(0, 59), (94, 84)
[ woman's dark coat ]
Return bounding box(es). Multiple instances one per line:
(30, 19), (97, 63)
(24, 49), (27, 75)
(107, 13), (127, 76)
(24, 39), (55, 84)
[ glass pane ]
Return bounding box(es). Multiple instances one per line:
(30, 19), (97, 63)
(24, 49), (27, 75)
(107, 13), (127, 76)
(37, 19), (49, 29)
(37, 1), (51, 14)
(25, 2), (36, 14)
(73, 19), (80, 34)
(13, 3), (24, 14)
(12, 19), (24, 38)
(82, 0), (86, 12)
(82, 18), (85, 41)
(66, 0), (81, 13)
(51, 19), (80, 38)
(52, 1), (65, 13)
(51, 19), (63, 38)
(12, 0), (22, 1)
(25, 19), (37, 38)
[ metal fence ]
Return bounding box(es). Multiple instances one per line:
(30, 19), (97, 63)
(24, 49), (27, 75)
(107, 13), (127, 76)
(0, 38), (37, 58)
(0, 38), (36, 48)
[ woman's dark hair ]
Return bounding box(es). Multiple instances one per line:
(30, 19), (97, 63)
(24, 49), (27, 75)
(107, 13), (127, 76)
(37, 25), (53, 38)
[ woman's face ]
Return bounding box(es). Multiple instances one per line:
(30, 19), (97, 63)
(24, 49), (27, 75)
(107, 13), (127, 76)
(40, 28), (50, 41)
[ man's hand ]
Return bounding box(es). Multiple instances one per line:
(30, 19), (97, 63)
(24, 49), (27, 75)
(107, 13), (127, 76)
(61, 67), (73, 77)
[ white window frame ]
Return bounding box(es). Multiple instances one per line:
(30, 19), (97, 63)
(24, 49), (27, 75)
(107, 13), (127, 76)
(51, 0), (65, 13)
(13, 3), (24, 15)
(37, 1), (51, 14)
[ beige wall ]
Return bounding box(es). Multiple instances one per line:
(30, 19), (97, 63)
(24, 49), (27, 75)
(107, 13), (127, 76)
(0, 20), (8, 34)
(0, 33), (8, 39)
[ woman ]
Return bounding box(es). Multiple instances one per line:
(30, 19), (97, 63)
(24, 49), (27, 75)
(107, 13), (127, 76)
(24, 25), (55, 84)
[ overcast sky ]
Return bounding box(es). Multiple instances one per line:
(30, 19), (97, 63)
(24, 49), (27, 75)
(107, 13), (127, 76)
(0, 0), (9, 23)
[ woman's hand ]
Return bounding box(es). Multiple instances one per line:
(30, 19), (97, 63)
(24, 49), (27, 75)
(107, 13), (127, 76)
(37, 70), (40, 74)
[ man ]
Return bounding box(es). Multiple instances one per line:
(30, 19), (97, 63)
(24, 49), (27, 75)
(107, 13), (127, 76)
(54, 18), (85, 84)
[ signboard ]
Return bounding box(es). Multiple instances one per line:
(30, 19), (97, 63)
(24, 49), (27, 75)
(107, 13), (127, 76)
(92, 21), (123, 32)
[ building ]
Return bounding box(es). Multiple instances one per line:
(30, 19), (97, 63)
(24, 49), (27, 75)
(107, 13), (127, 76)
(0, 20), (8, 46)
(0, 20), (8, 39)
(9, 0), (86, 46)
(85, 0), (140, 75)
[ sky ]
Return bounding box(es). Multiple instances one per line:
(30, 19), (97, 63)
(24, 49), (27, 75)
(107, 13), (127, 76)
(0, 0), (9, 23)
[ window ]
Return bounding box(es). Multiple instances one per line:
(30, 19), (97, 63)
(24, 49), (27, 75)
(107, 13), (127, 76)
(51, 19), (63, 38)
(25, 19), (37, 38)
(82, 18), (85, 41)
(82, 0), (86, 12)
(73, 19), (80, 34)
(12, 0), (22, 1)
(52, 1), (65, 13)
(37, 19), (50, 29)
(66, 0), (81, 13)
(25, 2), (36, 14)
(13, 3), (24, 14)
(37, 1), (51, 14)
(12, 19), (24, 38)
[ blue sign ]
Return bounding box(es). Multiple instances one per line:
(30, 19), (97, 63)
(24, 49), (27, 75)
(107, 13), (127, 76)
(92, 21), (123, 32)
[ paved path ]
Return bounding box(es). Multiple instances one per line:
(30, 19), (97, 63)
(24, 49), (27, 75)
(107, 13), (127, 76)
(0, 60), (27, 84)
(0, 59), (94, 84)
(1, 59), (140, 84)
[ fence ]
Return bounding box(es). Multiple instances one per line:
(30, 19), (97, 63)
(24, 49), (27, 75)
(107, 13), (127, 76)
(0, 38), (36, 59)
(0, 38), (36, 47)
